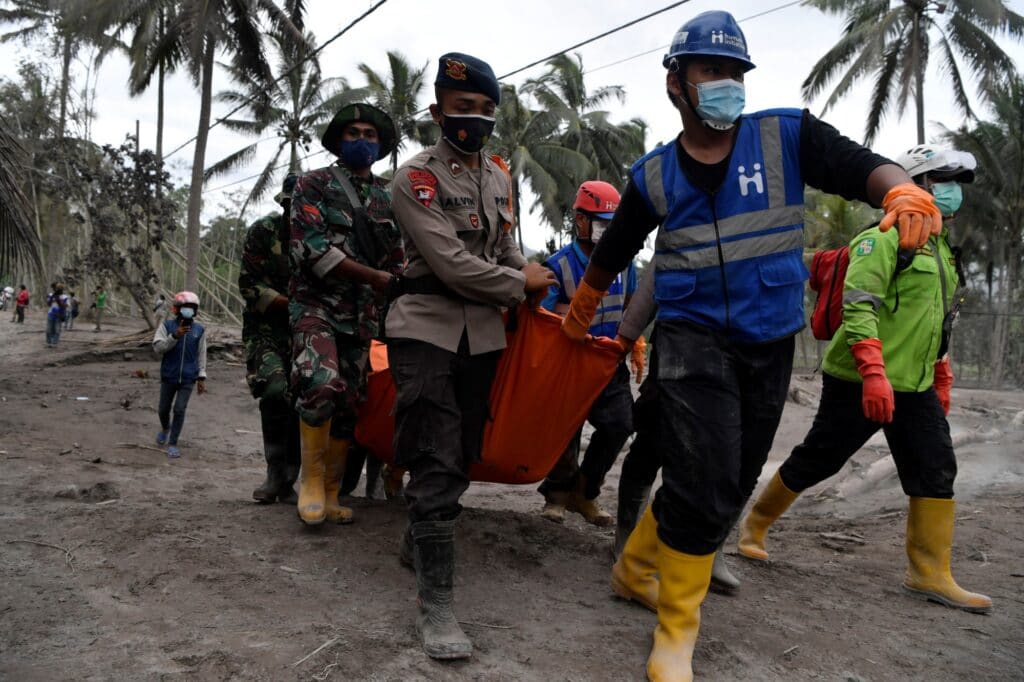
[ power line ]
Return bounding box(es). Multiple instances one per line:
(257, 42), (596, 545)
(584, 0), (805, 76)
(497, 0), (696, 81)
(164, 0), (390, 160)
(202, 0), (804, 198)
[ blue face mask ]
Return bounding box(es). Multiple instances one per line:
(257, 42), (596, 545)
(931, 181), (963, 216)
(339, 138), (380, 170)
(687, 78), (745, 130)
(179, 307), (195, 320)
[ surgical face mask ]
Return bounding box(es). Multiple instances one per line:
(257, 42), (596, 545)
(339, 138), (379, 170)
(441, 113), (496, 154)
(179, 307), (195, 320)
(931, 181), (963, 216)
(686, 78), (745, 131)
(589, 218), (611, 244)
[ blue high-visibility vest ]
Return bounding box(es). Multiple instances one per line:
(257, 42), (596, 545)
(632, 109), (808, 343)
(543, 240), (637, 339)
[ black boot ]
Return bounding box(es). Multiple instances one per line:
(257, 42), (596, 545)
(412, 520), (472, 660)
(254, 400), (294, 503)
(613, 480), (652, 559)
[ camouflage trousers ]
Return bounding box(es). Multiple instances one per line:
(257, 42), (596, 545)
(291, 314), (369, 437)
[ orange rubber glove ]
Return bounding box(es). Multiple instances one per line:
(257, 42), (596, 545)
(851, 338), (894, 423)
(631, 335), (647, 383)
(933, 357), (953, 415)
(878, 183), (942, 249)
(561, 279), (605, 342)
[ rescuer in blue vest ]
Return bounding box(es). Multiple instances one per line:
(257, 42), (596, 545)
(536, 180), (639, 526)
(560, 11), (945, 681)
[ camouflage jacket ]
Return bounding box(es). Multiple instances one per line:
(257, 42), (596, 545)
(289, 163), (404, 341)
(239, 211), (291, 354)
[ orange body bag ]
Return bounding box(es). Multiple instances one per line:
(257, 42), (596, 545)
(355, 306), (623, 484)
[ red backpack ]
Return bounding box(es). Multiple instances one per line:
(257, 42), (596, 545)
(809, 228), (915, 341)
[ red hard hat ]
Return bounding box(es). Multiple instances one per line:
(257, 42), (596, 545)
(573, 181), (620, 219)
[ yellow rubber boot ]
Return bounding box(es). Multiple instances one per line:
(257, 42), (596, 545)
(737, 471), (799, 561)
(297, 420), (330, 525)
(611, 505), (659, 612)
(323, 438), (354, 524)
(647, 541), (714, 682)
(903, 497), (992, 614)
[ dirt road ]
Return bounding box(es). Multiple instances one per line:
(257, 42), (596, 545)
(1, 315), (1021, 680)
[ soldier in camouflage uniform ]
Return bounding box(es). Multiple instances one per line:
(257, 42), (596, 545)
(289, 102), (405, 526)
(239, 174), (302, 504)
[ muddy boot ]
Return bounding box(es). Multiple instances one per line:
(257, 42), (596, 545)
(710, 515), (742, 594)
(540, 490), (568, 523)
(254, 401), (293, 503)
(323, 438), (354, 524)
(647, 542), (715, 682)
(611, 505), (659, 612)
(412, 520), (472, 660)
(903, 497), (992, 614)
(613, 481), (651, 559)
(399, 524), (414, 570)
(738, 471), (800, 561)
(567, 476), (614, 527)
(297, 420), (330, 525)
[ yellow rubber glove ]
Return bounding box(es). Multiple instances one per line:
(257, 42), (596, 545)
(878, 183), (942, 249)
(631, 335), (647, 383)
(561, 280), (605, 342)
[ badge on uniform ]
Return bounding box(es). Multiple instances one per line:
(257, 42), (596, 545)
(469, 214), (479, 228)
(855, 238), (875, 256)
(449, 159), (463, 176)
(409, 170), (438, 208)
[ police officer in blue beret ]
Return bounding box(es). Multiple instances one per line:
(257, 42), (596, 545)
(387, 52), (556, 661)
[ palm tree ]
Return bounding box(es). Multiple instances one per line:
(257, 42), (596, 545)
(204, 28), (364, 220)
(130, 0), (306, 291)
(525, 53), (645, 187)
(0, 112), (42, 277)
(803, 188), (880, 251)
(802, 0), (1024, 145)
(357, 51), (431, 172)
(490, 83), (593, 249)
(941, 76), (1024, 386)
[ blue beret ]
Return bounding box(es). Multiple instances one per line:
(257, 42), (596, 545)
(434, 52), (501, 105)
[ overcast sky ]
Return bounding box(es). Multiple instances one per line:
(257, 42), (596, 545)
(3, 0), (1023, 252)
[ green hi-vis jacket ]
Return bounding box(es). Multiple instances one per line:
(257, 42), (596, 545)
(823, 226), (959, 392)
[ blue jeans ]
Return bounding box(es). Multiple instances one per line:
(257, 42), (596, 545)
(158, 382), (194, 446)
(46, 316), (61, 345)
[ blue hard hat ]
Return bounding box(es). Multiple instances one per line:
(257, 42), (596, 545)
(662, 11), (756, 71)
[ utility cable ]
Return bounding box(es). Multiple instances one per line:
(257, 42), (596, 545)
(164, 0), (390, 160)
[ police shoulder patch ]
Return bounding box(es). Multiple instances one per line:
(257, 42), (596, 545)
(855, 238), (875, 256)
(409, 169), (438, 208)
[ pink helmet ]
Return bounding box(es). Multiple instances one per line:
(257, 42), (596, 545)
(573, 180), (620, 219)
(172, 290), (200, 315)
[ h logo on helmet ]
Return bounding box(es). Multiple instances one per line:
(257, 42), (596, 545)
(738, 164), (764, 197)
(711, 30), (725, 44)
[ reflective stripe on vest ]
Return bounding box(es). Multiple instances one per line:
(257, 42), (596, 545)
(550, 248), (629, 337)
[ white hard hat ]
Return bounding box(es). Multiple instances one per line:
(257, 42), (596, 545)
(895, 145), (976, 183)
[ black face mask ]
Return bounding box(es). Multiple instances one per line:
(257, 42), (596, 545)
(441, 113), (496, 154)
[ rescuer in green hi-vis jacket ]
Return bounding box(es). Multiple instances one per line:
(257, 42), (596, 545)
(738, 145), (992, 615)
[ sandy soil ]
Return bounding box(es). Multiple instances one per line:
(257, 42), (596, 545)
(1, 314), (1022, 681)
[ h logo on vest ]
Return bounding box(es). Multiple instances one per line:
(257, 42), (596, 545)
(737, 163), (764, 197)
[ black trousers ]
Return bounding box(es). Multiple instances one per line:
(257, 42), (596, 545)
(779, 373), (956, 498)
(652, 320), (794, 555)
(538, 361), (634, 500)
(619, 342), (663, 491)
(389, 336), (500, 523)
